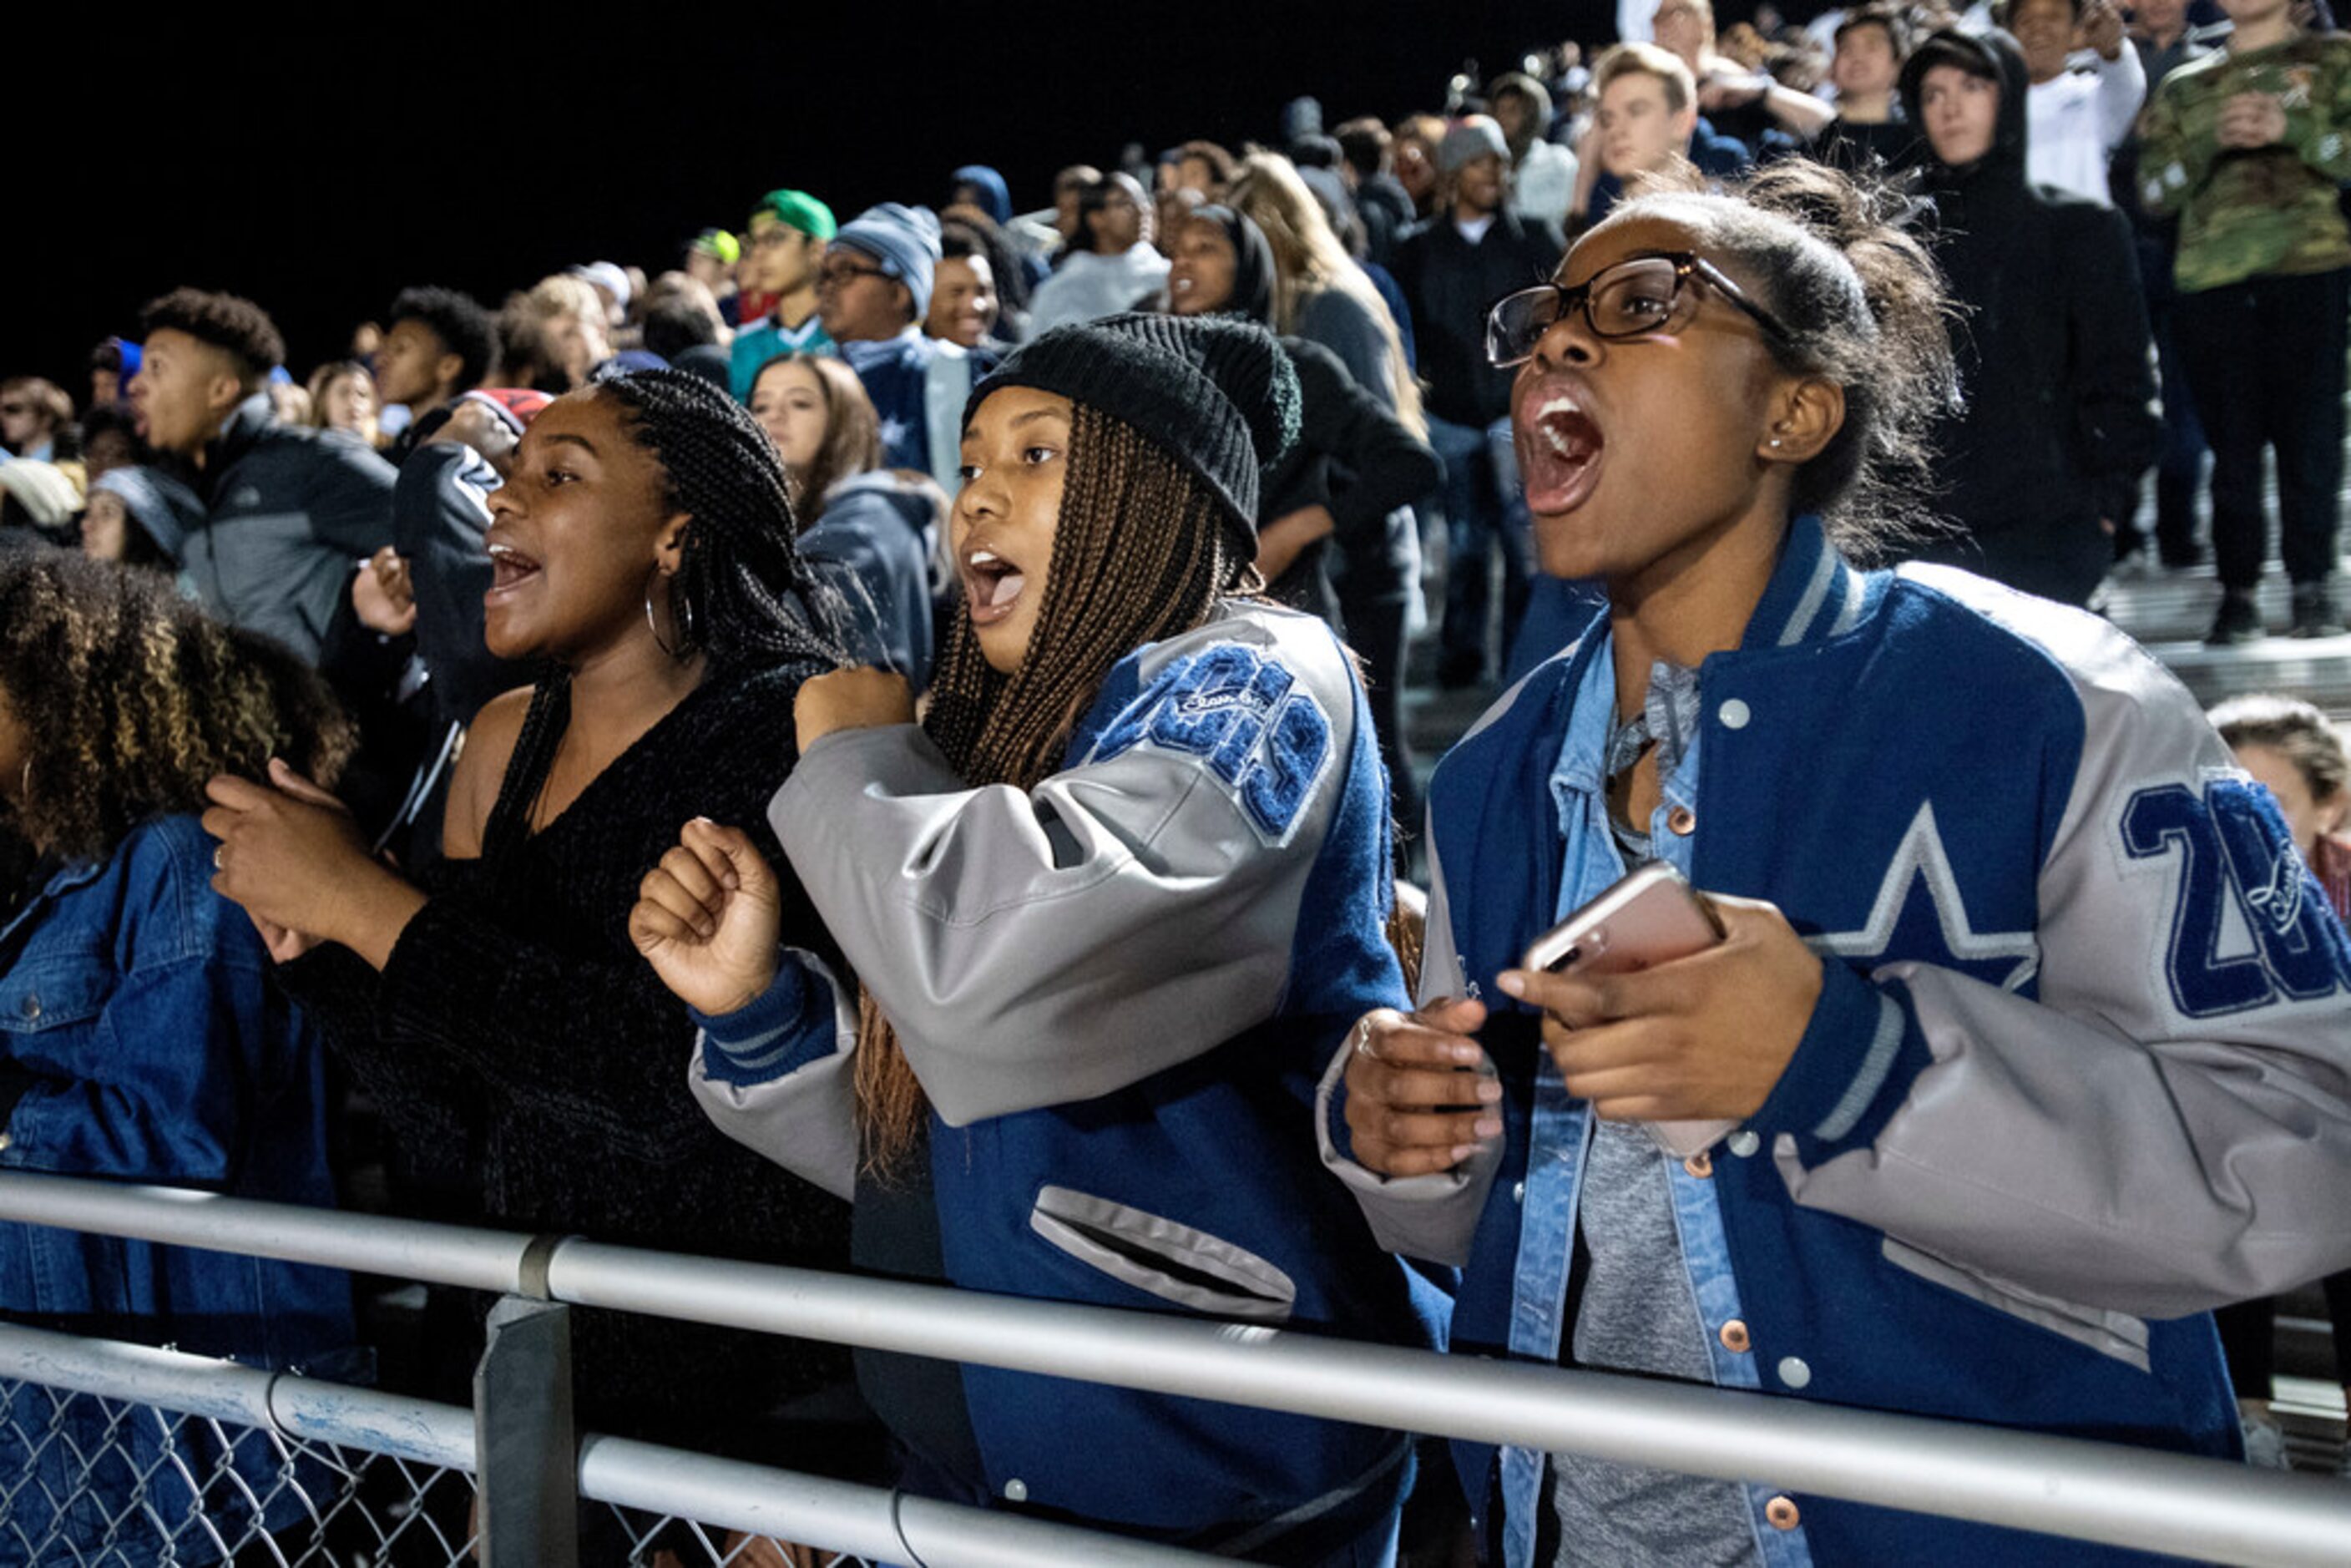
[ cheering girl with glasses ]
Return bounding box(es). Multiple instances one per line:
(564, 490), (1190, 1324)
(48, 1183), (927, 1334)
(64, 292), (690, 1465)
(1323, 161), (2351, 1565)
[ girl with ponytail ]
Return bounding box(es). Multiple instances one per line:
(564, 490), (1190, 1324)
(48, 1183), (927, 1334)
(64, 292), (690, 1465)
(205, 370), (869, 1501)
(1332, 161), (2351, 1565)
(635, 315), (1435, 1562)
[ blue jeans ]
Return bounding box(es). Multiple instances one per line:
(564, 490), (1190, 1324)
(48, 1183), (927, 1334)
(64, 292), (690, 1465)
(1428, 413), (1530, 680)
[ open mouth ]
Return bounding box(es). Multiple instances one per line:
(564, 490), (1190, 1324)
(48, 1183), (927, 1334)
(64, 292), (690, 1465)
(962, 546), (1028, 628)
(484, 541), (544, 601)
(1515, 387), (1605, 516)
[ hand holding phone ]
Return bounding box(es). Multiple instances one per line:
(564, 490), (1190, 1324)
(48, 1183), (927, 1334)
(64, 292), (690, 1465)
(1499, 883), (1823, 1153)
(1519, 864), (1737, 1157)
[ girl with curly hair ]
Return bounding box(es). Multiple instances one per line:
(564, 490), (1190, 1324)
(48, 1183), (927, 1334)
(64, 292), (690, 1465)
(0, 548), (358, 1563)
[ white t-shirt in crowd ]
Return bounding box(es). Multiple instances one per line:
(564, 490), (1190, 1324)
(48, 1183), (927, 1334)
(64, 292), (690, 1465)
(2025, 48), (2146, 205)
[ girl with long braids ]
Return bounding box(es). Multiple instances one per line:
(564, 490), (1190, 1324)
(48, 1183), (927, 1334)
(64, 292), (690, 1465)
(0, 549), (358, 1561)
(205, 369), (872, 1485)
(634, 315), (1438, 1563)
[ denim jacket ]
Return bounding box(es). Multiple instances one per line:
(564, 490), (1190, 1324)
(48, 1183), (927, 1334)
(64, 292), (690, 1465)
(0, 814), (356, 1565)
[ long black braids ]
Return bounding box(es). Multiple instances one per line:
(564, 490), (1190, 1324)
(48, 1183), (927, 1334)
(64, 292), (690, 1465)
(484, 367), (850, 865)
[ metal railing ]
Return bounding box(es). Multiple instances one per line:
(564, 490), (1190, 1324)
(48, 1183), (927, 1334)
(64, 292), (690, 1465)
(0, 1172), (2346, 1567)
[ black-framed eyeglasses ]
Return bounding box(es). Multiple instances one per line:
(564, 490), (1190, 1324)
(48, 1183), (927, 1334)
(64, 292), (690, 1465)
(817, 260), (889, 289)
(1485, 251), (1793, 368)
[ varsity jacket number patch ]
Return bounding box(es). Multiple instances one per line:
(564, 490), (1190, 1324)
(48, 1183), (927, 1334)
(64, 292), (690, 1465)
(2124, 776), (2351, 1016)
(1087, 645), (1334, 845)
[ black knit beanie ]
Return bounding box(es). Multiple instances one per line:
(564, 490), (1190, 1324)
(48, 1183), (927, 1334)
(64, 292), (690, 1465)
(963, 312), (1300, 551)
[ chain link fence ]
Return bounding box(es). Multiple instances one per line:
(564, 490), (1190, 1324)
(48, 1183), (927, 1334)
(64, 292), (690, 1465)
(0, 1378), (899, 1568)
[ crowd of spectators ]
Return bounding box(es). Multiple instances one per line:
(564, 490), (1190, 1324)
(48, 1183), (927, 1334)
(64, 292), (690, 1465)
(3, 0), (2351, 1561)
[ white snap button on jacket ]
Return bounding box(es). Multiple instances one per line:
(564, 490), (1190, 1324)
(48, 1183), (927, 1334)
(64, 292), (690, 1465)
(1717, 699), (1751, 729)
(1727, 1130), (1762, 1157)
(1778, 1357), (1812, 1388)
(1004, 1478), (1028, 1503)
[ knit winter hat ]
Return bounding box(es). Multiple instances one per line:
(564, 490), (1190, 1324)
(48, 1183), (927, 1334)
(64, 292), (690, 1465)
(834, 204), (943, 323)
(751, 189), (838, 242)
(1441, 115), (1511, 173)
(91, 464), (203, 559)
(457, 387), (554, 438)
(966, 312), (1299, 550)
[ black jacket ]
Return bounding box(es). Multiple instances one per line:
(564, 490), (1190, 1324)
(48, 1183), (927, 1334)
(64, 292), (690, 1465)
(1899, 29), (2161, 604)
(1391, 209), (1564, 427)
(1263, 337), (1440, 625)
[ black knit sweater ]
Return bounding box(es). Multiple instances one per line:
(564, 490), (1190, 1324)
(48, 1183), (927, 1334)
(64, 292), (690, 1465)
(282, 660), (853, 1449)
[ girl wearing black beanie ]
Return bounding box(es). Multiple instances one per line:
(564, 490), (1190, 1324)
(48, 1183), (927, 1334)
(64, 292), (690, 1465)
(637, 314), (1436, 1563)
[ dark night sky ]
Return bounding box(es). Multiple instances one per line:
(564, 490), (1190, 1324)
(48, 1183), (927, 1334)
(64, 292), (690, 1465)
(5, 1), (1698, 390)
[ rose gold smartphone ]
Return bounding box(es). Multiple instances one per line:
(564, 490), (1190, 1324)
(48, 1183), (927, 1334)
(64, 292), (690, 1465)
(1521, 862), (1738, 1158)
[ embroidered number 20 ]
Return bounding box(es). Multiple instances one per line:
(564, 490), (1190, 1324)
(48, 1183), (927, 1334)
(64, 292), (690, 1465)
(2122, 780), (2351, 1017)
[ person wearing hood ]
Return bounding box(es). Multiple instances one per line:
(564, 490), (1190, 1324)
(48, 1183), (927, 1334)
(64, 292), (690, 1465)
(1168, 205), (1439, 830)
(128, 287), (396, 664)
(1490, 72), (1582, 231)
(2139, 0), (2351, 640)
(1896, 28), (2160, 608)
(1026, 173), (1173, 336)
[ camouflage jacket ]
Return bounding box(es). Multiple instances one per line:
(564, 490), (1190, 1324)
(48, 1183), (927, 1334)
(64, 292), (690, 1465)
(2138, 33), (2351, 292)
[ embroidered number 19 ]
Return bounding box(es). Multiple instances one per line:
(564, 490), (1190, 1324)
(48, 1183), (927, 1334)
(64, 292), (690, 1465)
(2122, 780), (2351, 1017)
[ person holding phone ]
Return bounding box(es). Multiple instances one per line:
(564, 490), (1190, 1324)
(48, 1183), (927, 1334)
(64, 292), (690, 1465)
(2138, 0), (2351, 640)
(1319, 159), (2351, 1565)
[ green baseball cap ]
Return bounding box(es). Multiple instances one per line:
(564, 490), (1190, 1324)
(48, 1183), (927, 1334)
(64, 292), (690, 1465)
(749, 190), (837, 241)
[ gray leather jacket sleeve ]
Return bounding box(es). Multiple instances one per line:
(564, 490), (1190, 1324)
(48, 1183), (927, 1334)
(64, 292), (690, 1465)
(1777, 594), (2351, 1318)
(771, 604), (1357, 1128)
(1315, 810), (1502, 1266)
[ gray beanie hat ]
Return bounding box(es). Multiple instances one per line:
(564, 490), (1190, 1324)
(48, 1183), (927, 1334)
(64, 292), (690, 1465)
(833, 204), (943, 323)
(1440, 114), (1512, 173)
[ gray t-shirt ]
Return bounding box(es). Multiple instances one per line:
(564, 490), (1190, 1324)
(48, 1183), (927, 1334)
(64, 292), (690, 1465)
(1548, 1107), (1761, 1565)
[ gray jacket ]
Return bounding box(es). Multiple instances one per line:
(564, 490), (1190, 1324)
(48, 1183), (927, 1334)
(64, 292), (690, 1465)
(179, 397), (397, 661)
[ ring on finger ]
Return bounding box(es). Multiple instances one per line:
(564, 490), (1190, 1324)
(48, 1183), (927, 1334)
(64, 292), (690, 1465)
(213, 844), (227, 873)
(1352, 1015), (1379, 1062)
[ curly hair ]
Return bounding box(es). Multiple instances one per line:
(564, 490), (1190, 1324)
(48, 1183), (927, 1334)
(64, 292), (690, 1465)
(854, 405), (1252, 1174)
(137, 287), (286, 389)
(0, 551), (354, 862)
(388, 286), (497, 391)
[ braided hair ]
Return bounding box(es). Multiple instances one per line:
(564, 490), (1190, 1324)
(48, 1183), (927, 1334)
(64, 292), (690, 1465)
(854, 404), (1256, 1173)
(493, 367), (849, 861)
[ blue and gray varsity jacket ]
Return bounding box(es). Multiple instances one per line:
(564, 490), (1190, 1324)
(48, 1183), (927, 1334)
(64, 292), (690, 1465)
(1322, 517), (2351, 1565)
(691, 600), (1440, 1535)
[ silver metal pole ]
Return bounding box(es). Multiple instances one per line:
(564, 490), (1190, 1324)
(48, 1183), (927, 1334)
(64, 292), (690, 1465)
(8, 1177), (2348, 1566)
(577, 1436), (1231, 1568)
(547, 1240), (2351, 1568)
(0, 1173), (533, 1293)
(0, 1323), (279, 1429)
(0, 1323), (1219, 1568)
(267, 1373), (478, 1470)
